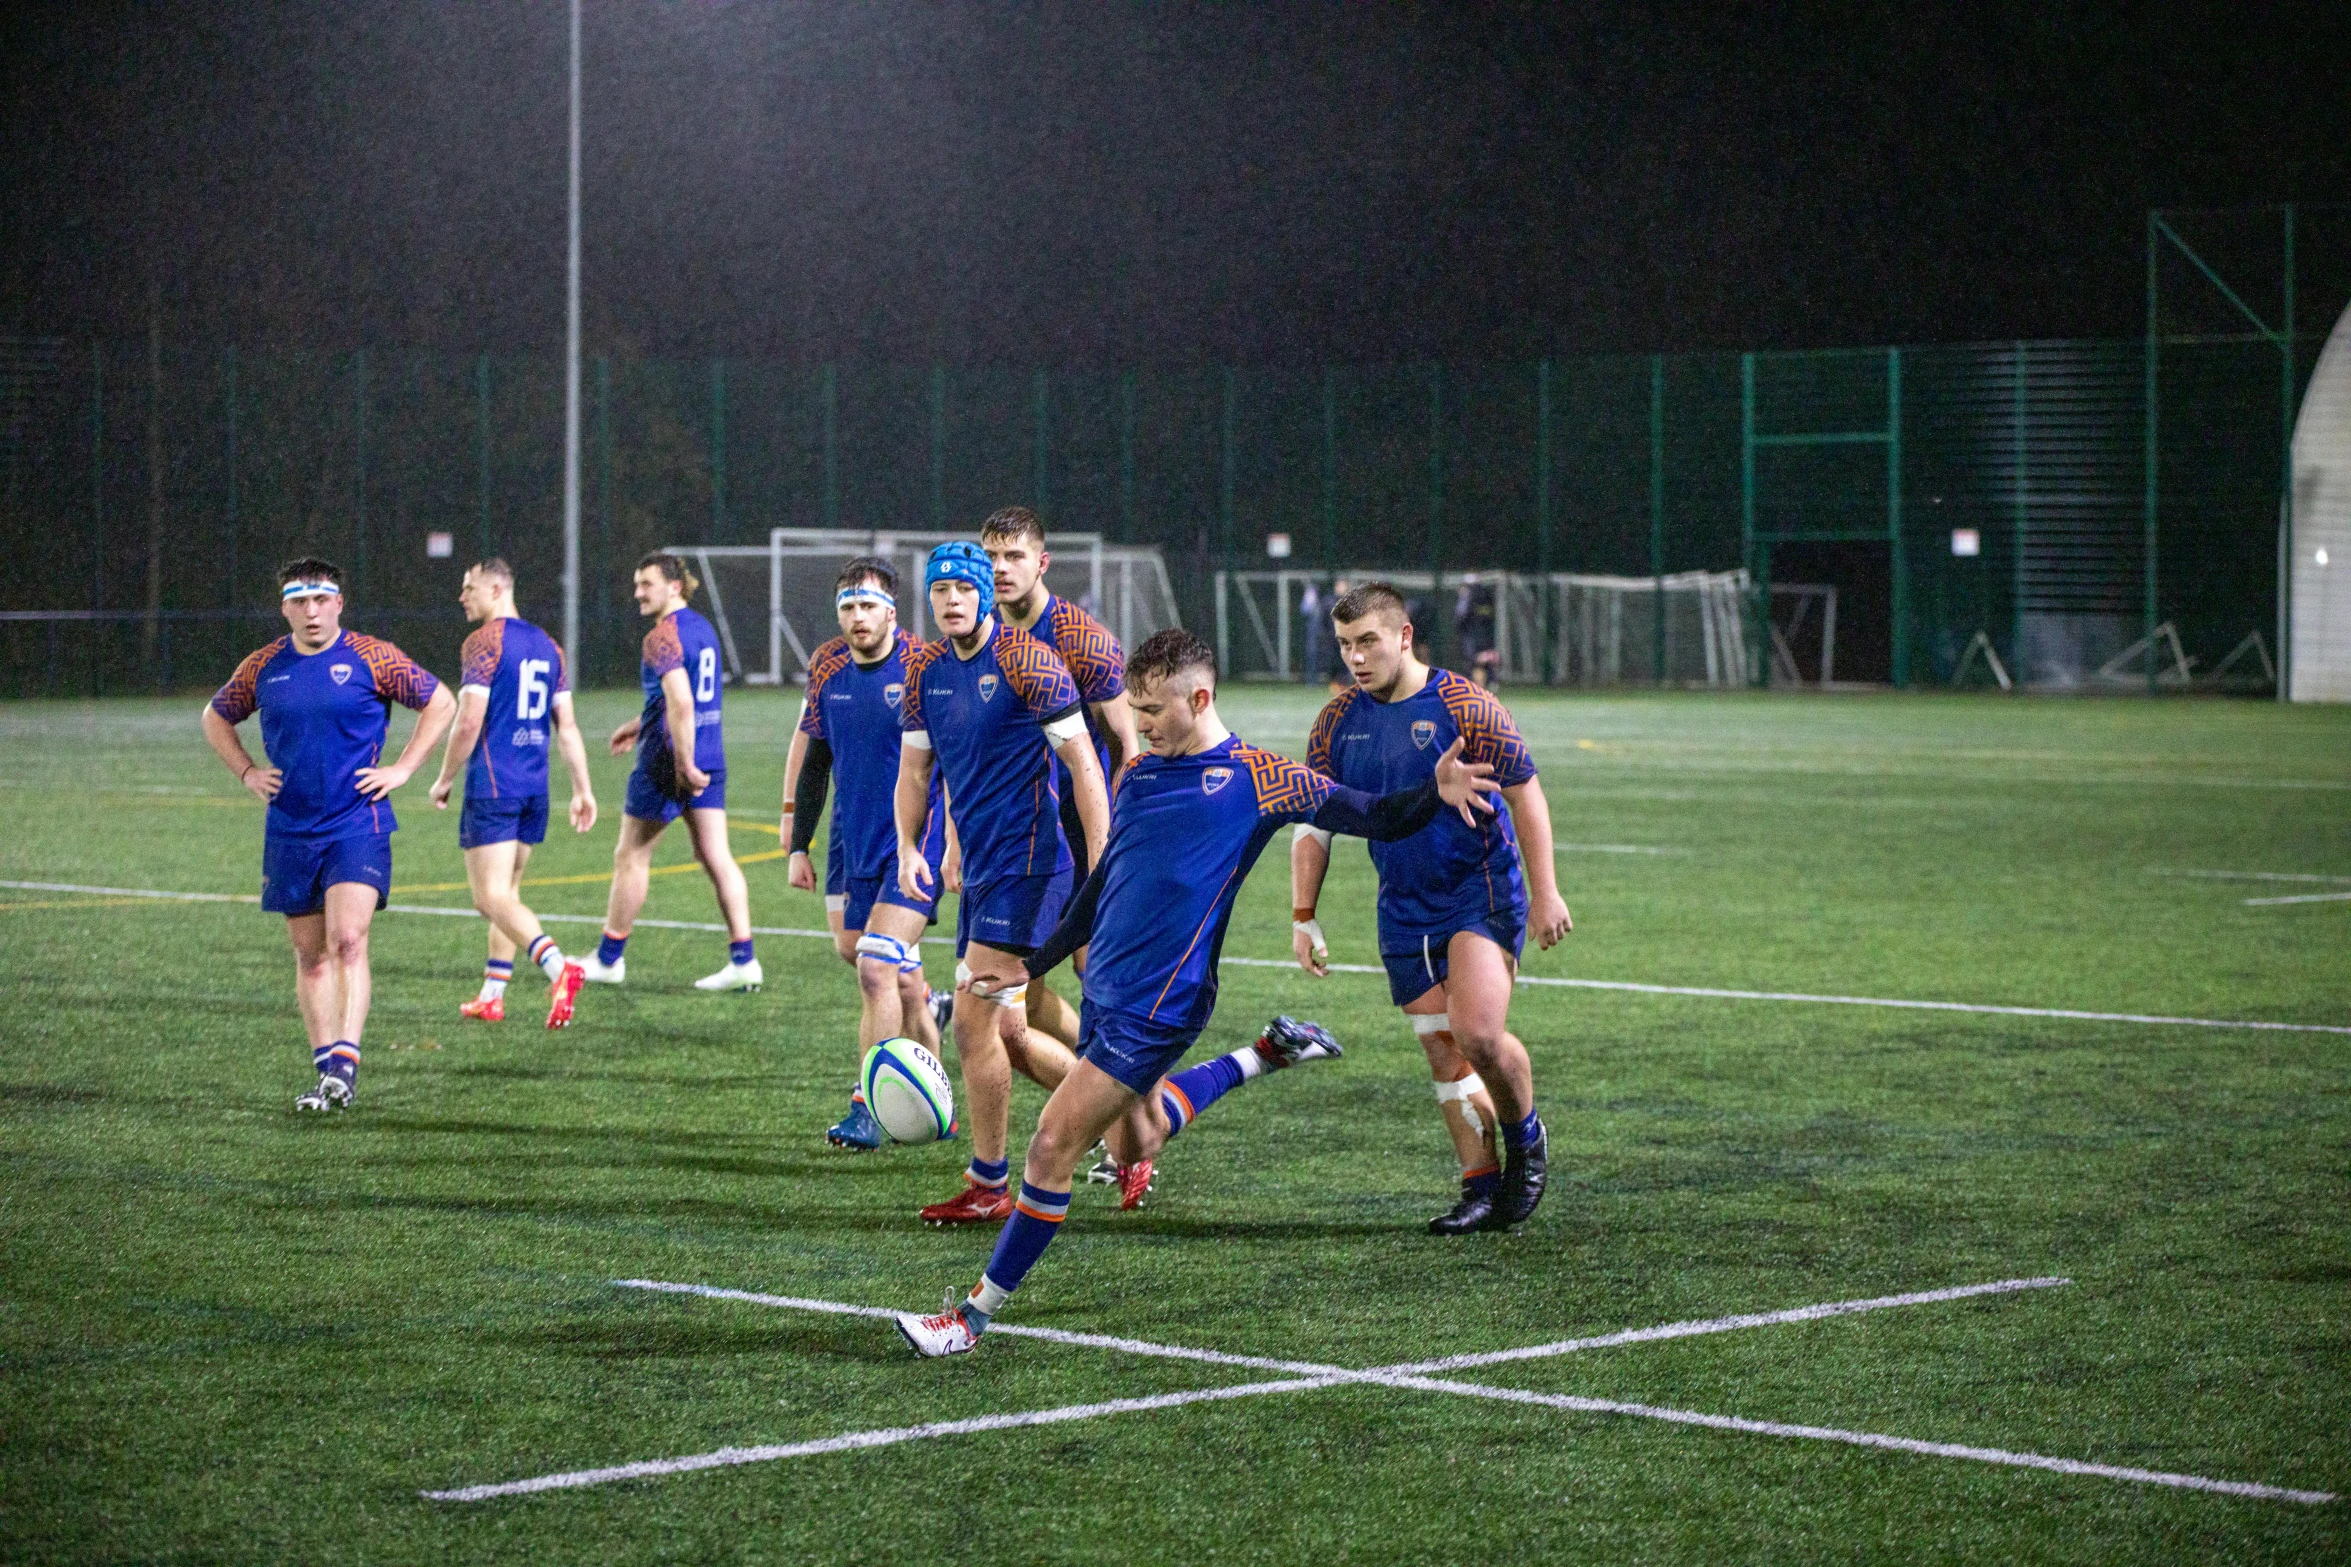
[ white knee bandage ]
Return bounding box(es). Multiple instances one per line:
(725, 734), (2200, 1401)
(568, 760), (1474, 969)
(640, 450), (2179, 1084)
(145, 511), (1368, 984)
(825, 893), (847, 914)
(954, 960), (1026, 1008)
(1434, 1070), (1488, 1139)
(856, 933), (912, 970)
(1433, 1071), (1487, 1104)
(1410, 1012), (1453, 1038)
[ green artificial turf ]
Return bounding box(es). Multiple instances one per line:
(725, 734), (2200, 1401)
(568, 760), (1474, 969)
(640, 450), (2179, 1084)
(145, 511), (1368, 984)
(1, 686), (2346, 1564)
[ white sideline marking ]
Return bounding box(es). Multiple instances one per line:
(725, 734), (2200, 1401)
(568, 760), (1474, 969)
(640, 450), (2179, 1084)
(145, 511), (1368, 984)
(2242, 891), (2351, 908)
(2152, 869), (2351, 885)
(431, 1275), (2335, 1507)
(1555, 842), (1687, 856)
(1216, 955), (2351, 1036)
(16, 876), (2345, 1035)
(421, 1374), (1346, 1501)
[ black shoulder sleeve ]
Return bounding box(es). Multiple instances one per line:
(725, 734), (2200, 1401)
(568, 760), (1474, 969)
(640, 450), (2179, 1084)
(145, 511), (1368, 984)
(1310, 779), (1441, 842)
(1025, 853), (1106, 981)
(789, 735), (832, 854)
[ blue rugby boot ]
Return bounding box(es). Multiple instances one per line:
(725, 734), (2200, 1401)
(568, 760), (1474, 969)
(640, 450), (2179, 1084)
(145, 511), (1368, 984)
(1254, 1015), (1343, 1070)
(826, 1092), (884, 1152)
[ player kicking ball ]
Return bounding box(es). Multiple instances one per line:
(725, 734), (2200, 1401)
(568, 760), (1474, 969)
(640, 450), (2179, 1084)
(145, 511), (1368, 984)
(583, 552), (760, 992)
(200, 557), (455, 1111)
(895, 541), (1109, 1225)
(781, 557), (950, 1149)
(425, 558), (597, 1028)
(1293, 582), (1574, 1233)
(897, 629), (1499, 1356)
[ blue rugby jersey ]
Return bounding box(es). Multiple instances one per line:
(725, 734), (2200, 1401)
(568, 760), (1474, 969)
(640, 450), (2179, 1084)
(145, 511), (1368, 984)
(638, 607), (725, 771)
(798, 630), (943, 879)
(900, 621), (1082, 881)
(1032, 593), (1125, 783)
(1031, 737), (1441, 1030)
(211, 631), (442, 840)
(458, 616), (568, 800)
(1307, 668), (1539, 942)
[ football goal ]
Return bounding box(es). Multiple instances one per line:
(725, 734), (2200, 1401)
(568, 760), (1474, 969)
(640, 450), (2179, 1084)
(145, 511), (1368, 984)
(662, 529), (1184, 686)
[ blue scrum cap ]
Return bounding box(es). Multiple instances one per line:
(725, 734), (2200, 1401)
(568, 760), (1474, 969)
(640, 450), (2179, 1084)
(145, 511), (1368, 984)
(924, 541), (996, 623)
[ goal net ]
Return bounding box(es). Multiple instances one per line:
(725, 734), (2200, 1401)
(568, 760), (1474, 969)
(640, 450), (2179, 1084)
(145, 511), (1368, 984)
(1214, 567), (1752, 686)
(665, 529), (1185, 686)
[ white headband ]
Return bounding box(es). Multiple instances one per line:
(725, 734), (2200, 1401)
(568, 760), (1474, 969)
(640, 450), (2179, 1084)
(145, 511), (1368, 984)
(836, 585), (895, 609)
(281, 581), (341, 600)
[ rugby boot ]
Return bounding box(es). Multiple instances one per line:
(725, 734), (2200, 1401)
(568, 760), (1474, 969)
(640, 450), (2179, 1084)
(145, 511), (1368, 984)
(544, 963), (586, 1029)
(1116, 1159), (1156, 1212)
(1490, 1117), (1549, 1228)
(1254, 1016), (1343, 1069)
(1428, 1177), (1497, 1236)
(459, 995), (506, 1022)
(294, 1073), (354, 1113)
(1083, 1141), (1120, 1184)
(579, 954), (627, 985)
(827, 1094), (884, 1152)
(919, 1182), (1014, 1226)
(695, 958), (764, 992)
(896, 1295), (983, 1358)
(927, 986), (954, 1035)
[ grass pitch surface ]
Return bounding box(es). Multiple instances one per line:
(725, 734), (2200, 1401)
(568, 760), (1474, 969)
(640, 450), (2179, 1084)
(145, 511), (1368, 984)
(1, 686), (2346, 1564)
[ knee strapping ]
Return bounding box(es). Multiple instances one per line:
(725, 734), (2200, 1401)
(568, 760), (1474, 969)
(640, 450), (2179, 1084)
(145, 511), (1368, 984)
(954, 960), (1026, 1008)
(1410, 1012), (1453, 1039)
(1434, 1069), (1489, 1139)
(856, 933), (924, 974)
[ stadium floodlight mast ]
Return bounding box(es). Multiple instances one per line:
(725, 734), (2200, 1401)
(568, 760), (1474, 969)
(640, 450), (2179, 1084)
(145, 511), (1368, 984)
(560, 0), (583, 681)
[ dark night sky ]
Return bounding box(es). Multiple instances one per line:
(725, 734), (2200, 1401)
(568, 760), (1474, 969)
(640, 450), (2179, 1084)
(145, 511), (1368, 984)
(5, 1), (2347, 361)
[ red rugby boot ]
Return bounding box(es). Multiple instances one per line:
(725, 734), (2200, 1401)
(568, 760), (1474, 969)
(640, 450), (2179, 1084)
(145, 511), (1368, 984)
(1117, 1159), (1156, 1211)
(919, 1183), (1014, 1226)
(545, 962), (586, 1029)
(459, 996), (505, 1022)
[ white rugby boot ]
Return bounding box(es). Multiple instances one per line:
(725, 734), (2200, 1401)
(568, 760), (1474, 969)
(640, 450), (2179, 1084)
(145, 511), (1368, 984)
(694, 958), (764, 992)
(579, 954), (627, 985)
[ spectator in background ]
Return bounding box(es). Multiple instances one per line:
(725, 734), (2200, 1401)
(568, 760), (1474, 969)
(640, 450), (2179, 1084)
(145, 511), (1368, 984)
(1323, 578), (1354, 693)
(1455, 574), (1500, 689)
(1300, 579), (1331, 686)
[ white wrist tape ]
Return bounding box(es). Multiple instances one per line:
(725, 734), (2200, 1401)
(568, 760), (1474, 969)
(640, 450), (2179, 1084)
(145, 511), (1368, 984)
(1294, 824), (1334, 851)
(954, 960), (1026, 1008)
(1433, 1070), (1486, 1103)
(1410, 1012), (1453, 1038)
(1292, 917), (1327, 954)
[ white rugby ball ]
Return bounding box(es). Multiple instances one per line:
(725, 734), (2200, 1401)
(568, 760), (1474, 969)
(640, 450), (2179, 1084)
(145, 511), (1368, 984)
(859, 1038), (956, 1144)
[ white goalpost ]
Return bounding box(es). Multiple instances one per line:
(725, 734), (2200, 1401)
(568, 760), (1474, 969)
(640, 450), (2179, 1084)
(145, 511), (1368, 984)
(663, 529), (1185, 686)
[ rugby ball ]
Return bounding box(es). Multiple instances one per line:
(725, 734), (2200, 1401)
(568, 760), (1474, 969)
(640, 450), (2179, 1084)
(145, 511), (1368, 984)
(859, 1038), (956, 1144)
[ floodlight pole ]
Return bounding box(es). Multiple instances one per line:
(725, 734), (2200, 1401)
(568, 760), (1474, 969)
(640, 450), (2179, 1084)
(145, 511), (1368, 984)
(561, 0), (583, 680)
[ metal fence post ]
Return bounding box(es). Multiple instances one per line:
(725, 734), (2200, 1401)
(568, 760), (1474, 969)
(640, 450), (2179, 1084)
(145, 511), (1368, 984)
(1119, 368), (1136, 545)
(1427, 362), (1444, 664)
(1888, 347), (1907, 689)
(710, 358), (727, 543)
(2280, 202), (2295, 702)
(930, 364), (947, 532)
(1536, 357), (1552, 683)
(91, 339), (103, 696)
(2143, 213), (2159, 696)
(354, 348), (368, 598)
(1651, 353), (1666, 685)
(596, 354), (611, 660)
(821, 364), (839, 529)
(1220, 366), (1236, 577)
(477, 353), (493, 557)
(2012, 341), (2027, 680)
(1321, 366), (1337, 571)
(225, 343), (238, 611)
(1033, 367), (1049, 514)
(1739, 352), (1755, 687)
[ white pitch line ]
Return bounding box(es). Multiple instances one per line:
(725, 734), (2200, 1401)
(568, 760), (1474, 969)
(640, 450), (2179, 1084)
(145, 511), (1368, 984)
(434, 1275), (2334, 1506)
(421, 1374), (1345, 1502)
(16, 876), (2345, 1035)
(1555, 843), (1687, 856)
(1217, 955), (2351, 1036)
(2243, 891), (2351, 908)
(2152, 869), (2351, 885)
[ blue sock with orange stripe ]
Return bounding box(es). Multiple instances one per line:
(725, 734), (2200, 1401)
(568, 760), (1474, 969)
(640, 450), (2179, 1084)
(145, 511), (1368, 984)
(315, 1041), (359, 1086)
(1157, 1052), (1252, 1138)
(963, 1181), (1069, 1328)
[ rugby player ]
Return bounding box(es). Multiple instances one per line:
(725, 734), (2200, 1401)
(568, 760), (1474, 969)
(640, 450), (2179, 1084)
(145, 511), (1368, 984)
(782, 557), (950, 1150)
(896, 628), (1499, 1355)
(1293, 582), (1574, 1233)
(979, 506), (1138, 1061)
(583, 552), (759, 991)
(425, 558), (596, 1028)
(200, 558), (455, 1110)
(895, 541), (1109, 1225)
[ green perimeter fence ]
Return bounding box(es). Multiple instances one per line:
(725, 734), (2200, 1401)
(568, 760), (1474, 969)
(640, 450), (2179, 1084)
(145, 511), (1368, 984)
(1, 210), (2339, 699)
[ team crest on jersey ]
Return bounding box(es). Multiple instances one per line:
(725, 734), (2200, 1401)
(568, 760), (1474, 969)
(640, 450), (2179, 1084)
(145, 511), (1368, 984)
(978, 674), (999, 703)
(1411, 719), (1436, 749)
(330, 663), (353, 686)
(884, 681), (904, 710)
(1202, 766), (1233, 795)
